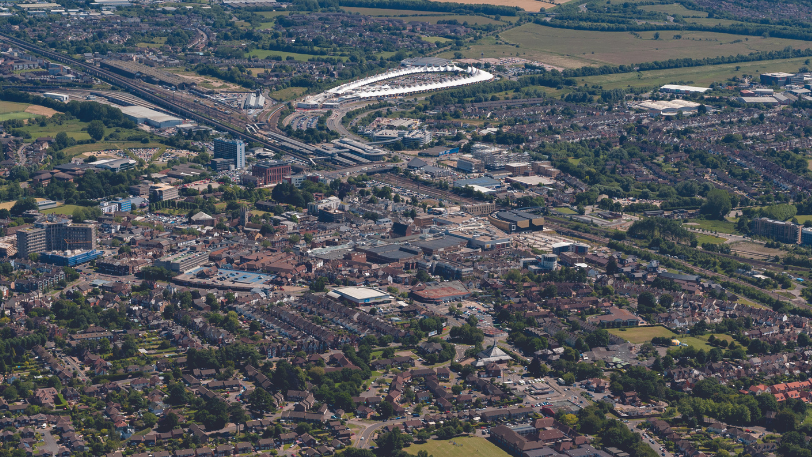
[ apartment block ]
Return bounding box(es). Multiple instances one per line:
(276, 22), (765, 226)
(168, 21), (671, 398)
(751, 217), (801, 244)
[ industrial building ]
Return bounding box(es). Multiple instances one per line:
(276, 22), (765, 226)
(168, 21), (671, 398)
(659, 84), (711, 94)
(214, 138), (246, 170)
(252, 160), (291, 185)
(119, 106), (183, 129)
(551, 242), (589, 255)
(634, 99), (700, 116)
(40, 249), (103, 266)
(16, 218), (96, 259)
(454, 177), (500, 189)
(751, 217), (801, 244)
(487, 210), (544, 233)
(761, 72), (795, 86)
(150, 183), (179, 201)
(243, 92), (266, 109)
(43, 92), (69, 102)
(327, 287), (392, 305)
(100, 197), (132, 213)
(154, 250), (209, 273)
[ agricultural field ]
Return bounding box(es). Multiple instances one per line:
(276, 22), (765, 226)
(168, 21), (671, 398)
(442, 23), (812, 68)
(0, 101), (57, 121)
(608, 326), (676, 343)
(407, 436), (511, 457)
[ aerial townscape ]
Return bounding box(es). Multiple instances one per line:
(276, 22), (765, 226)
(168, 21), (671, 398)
(6, 0), (812, 457)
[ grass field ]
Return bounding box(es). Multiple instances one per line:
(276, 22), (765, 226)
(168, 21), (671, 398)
(639, 3), (707, 17)
(677, 334), (732, 351)
(269, 86), (308, 101)
(574, 56), (812, 91)
(18, 119), (91, 143)
(423, 36), (454, 44)
(42, 205), (83, 215)
(406, 436), (511, 457)
(608, 326), (676, 343)
(342, 7), (442, 15)
(696, 234), (727, 245)
(420, 0), (564, 11)
(555, 207), (577, 214)
(0, 101), (56, 121)
(442, 23), (812, 68)
(247, 49), (346, 61)
(794, 214), (812, 223)
(687, 218), (738, 234)
(255, 10), (291, 18)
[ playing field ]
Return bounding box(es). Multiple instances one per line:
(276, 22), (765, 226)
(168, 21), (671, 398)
(247, 49), (348, 62)
(42, 205), (83, 216)
(0, 101), (58, 121)
(407, 436), (511, 457)
(608, 326), (676, 344)
(685, 219), (738, 234)
(441, 23), (812, 68)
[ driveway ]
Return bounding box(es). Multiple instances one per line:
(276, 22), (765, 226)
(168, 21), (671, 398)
(40, 428), (58, 456)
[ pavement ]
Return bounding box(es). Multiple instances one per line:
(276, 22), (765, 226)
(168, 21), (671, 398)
(626, 420), (672, 457)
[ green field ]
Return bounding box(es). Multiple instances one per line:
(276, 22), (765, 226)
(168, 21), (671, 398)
(269, 86), (308, 101)
(573, 56), (812, 91)
(555, 207), (577, 214)
(696, 234), (726, 245)
(18, 119), (90, 142)
(247, 49), (347, 62)
(608, 326), (676, 343)
(342, 7), (441, 16)
(407, 436), (511, 457)
(688, 218), (738, 234)
(677, 334), (732, 351)
(423, 36), (454, 44)
(42, 205), (83, 216)
(794, 215), (812, 224)
(440, 23), (812, 68)
(0, 101), (41, 121)
(639, 3), (708, 17)
(255, 10), (290, 18)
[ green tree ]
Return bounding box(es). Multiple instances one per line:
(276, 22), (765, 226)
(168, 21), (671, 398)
(87, 120), (105, 141)
(376, 428), (412, 454)
(11, 197), (38, 216)
(701, 189), (732, 220)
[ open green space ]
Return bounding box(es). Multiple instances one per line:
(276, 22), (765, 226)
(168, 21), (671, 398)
(423, 36), (454, 44)
(794, 215), (812, 224)
(639, 3), (707, 17)
(341, 7), (442, 16)
(42, 205), (83, 215)
(269, 86), (308, 101)
(406, 14), (506, 25)
(17, 119), (91, 143)
(677, 334), (732, 351)
(525, 56), (812, 96)
(608, 326), (676, 344)
(0, 101), (45, 121)
(0, 112), (37, 121)
(407, 436), (511, 457)
(247, 49), (347, 62)
(255, 10), (290, 18)
(696, 234), (727, 245)
(554, 207), (577, 214)
(688, 218), (738, 234)
(441, 23), (812, 68)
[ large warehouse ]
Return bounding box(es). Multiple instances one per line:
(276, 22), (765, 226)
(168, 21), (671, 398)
(120, 106), (183, 128)
(328, 287), (392, 305)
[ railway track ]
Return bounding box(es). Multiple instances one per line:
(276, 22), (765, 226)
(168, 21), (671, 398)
(0, 32), (329, 167)
(376, 174), (480, 205)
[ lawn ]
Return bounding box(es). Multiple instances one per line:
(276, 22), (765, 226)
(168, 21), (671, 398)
(440, 23), (812, 68)
(17, 119), (91, 143)
(42, 205), (83, 216)
(255, 10), (291, 18)
(406, 436), (511, 457)
(423, 36), (454, 44)
(608, 326), (676, 344)
(677, 334), (732, 351)
(794, 215), (812, 224)
(688, 218), (738, 234)
(269, 86), (308, 101)
(555, 207), (577, 214)
(696, 234), (726, 245)
(247, 49), (346, 61)
(0, 101), (56, 121)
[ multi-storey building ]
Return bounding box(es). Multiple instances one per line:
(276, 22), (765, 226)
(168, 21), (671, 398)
(214, 138), (245, 169)
(751, 217), (801, 244)
(252, 161), (291, 185)
(150, 184), (179, 201)
(16, 218), (96, 258)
